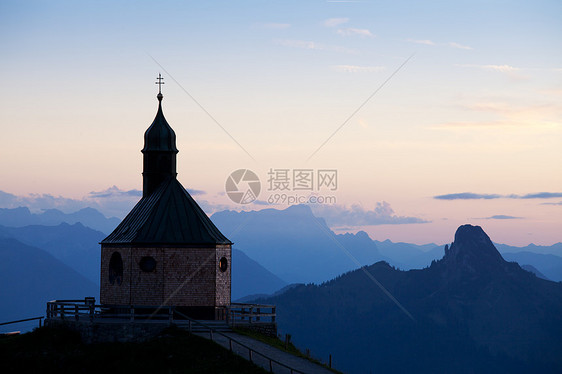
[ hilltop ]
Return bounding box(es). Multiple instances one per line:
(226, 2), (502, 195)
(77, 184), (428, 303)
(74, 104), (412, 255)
(0, 326), (267, 374)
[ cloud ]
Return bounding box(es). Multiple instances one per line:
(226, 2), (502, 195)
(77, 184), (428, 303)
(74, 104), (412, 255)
(519, 192), (562, 199)
(311, 202), (429, 226)
(407, 39), (473, 50)
(88, 186), (141, 199)
(407, 38), (436, 46)
(482, 215), (523, 220)
(336, 28), (374, 37)
(258, 22), (291, 29)
(434, 192), (562, 200)
(456, 64), (520, 74)
(333, 65), (385, 73)
(276, 39), (356, 54)
(434, 193), (502, 200)
(455, 64), (527, 80)
(542, 201), (562, 206)
(324, 17), (349, 27)
(187, 188), (205, 196)
(0, 186), (218, 220)
(447, 42), (473, 50)
(0, 190), (89, 214)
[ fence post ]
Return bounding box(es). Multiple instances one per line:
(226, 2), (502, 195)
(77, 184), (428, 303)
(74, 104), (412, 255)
(329, 354), (332, 368)
(272, 306), (276, 323)
(130, 307), (134, 322)
(249, 349), (253, 363)
(75, 305), (79, 321)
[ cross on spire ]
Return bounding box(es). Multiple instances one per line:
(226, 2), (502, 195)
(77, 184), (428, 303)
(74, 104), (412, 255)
(155, 73), (164, 101)
(155, 73), (165, 93)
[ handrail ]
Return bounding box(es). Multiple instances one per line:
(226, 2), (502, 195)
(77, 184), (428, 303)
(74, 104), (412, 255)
(228, 303), (276, 326)
(173, 310), (304, 374)
(46, 301), (302, 373)
(0, 316), (44, 327)
(230, 302), (275, 307)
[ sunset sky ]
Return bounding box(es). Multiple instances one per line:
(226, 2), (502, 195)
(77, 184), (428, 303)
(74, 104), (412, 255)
(1, 1), (560, 246)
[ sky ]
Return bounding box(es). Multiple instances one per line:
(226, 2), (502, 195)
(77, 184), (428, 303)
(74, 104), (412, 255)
(0, 0), (561, 246)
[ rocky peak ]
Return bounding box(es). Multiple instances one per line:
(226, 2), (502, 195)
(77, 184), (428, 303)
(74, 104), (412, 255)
(442, 224), (506, 274)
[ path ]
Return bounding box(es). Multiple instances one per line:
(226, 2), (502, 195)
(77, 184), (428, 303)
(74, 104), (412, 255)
(194, 331), (336, 374)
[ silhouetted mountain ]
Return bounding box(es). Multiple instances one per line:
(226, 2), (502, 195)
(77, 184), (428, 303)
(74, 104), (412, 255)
(232, 248), (287, 300)
(0, 223), (105, 284)
(502, 251), (562, 282)
(253, 225), (562, 373)
(235, 283), (303, 303)
(496, 242), (562, 256)
(0, 207), (120, 234)
(520, 264), (550, 280)
(375, 239), (442, 269)
(0, 238), (97, 332)
(211, 205), (383, 283)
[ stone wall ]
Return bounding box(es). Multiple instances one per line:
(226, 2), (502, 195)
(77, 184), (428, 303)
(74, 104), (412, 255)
(215, 244), (232, 307)
(46, 319), (169, 344)
(100, 244), (232, 315)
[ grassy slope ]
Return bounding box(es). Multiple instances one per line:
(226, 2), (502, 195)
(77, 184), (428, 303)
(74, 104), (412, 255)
(1, 326), (267, 374)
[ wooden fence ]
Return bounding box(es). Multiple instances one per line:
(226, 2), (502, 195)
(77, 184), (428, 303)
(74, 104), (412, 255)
(44, 299), (304, 373)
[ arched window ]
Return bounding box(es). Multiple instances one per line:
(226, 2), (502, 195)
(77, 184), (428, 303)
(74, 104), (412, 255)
(219, 257), (228, 272)
(109, 252), (123, 285)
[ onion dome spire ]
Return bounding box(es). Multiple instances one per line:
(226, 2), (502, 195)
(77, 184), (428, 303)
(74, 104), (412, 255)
(141, 74), (179, 197)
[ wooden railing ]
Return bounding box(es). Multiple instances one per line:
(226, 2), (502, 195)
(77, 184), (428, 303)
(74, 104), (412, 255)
(46, 299), (177, 323)
(228, 303), (276, 326)
(174, 310), (304, 374)
(0, 316), (44, 332)
(44, 299), (303, 373)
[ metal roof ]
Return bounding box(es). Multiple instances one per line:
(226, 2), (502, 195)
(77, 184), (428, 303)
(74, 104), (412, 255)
(101, 177), (231, 246)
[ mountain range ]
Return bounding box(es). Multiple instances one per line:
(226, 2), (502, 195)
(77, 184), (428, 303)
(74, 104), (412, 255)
(0, 223), (105, 284)
(0, 207), (120, 235)
(0, 237), (97, 332)
(252, 225), (562, 373)
(211, 205), (385, 284)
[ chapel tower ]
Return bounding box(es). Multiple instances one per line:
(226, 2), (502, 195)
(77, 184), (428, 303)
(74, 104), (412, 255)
(100, 75), (232, 320)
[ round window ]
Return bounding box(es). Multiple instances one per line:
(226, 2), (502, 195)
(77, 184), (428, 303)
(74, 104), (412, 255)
(139, 256), (157, 272)
(109, 252), (123, 285)
(219, 257), (228, 272)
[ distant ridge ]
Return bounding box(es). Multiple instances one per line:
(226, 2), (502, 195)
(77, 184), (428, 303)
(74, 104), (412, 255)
(0, 237), (97, 330)
(0, 207), (120, 234)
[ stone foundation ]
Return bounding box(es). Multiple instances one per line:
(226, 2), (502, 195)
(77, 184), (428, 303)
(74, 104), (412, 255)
(45, 319), (172, 344)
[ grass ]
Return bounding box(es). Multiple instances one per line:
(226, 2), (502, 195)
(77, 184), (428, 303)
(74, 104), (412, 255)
(232, 327), (343, 374)
(0, 325), (267, 374)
